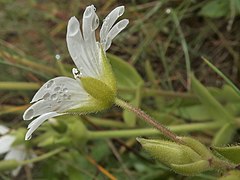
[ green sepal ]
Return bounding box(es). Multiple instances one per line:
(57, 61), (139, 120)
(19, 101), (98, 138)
(212, 123), (236, 146)
(213, 146), (240, 164)
(66, 99), (110, 114)
(171, 160), (210, 176)
(181, 136), (213, 158)
(81, 77), (115, 107)
(100, 46), (116, 93)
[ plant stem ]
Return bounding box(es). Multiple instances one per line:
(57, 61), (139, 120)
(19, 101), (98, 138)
(171, 10), (191, 90)
(83, 116), (128, 128)
(87, 122), (221, 139)
(115, 98), (181, 143)
(119, 87), (195, 98)
(20, 147), (65, 165)
(0, 82), (40, 90)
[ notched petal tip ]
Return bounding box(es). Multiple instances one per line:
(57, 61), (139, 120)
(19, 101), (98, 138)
(23, 108), (34, 120)
(84, 5), (94, 18)
(25, 133), (32, 141)
(118, 19), (129, 29)
(67, 16), (80, 37)
(116, 6), (125, 16)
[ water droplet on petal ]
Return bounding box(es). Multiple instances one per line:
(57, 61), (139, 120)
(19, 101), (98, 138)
(46, 80), (54, 88)
(63, 88), (68, 93)
(24, 109), (34, 120)
(43, 93), (50, 100)
(63, 94), (68, 100)
(72, 68), (81, 78)
(54, 87), (61, 92)
(51, 94), (58, 100)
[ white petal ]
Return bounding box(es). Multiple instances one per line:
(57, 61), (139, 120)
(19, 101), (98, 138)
(104, 19), (129, 51)
(4, 146), (26, 176)
(82, 5), (101, 76)
(25, 112), (61, 140)
(67, 13), (101, 78)
(0, 125), (9, 135)
(24, 77), (91, 121)
(82, 5), (99, 40)
(31, 77), (83, 103)
(100, 6), (125, 44)
(0, 135), (15, 154)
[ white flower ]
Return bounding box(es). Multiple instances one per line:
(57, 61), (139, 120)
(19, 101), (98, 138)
(23, 5), (129, 140)
(0, 125), (36, 176)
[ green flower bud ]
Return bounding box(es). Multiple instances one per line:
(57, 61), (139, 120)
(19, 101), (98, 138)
(181, 137), (213, 158)
(171, 160), (210, 176)
(0, 160), (19, 172)
(137, 138), (202, 166)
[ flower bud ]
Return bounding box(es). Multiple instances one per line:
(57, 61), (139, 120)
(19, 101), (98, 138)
(180, 137), (212, 158)
(137, 138), (202, 166)
(171, 160), (210, 176)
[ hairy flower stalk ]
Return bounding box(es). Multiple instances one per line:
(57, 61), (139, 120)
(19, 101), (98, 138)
(115, 99), (182, 143)
(23, 5), (129, 140)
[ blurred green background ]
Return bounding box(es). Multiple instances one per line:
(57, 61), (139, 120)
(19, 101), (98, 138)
(0, 0), (240, 179)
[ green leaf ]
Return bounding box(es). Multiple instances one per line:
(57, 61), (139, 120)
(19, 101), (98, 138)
(123, 84), (142, 127)
(209, 85), (240, 103)
(203, 57), (240, 96)
(199, 0), (230, 18)
(173, 104), (211, 122)
(191, 74), (235, 123)
(108, 54), (144, 126)
(212, 123), (236, 146)
(213, 146), (240, 164)
(108, 53), (144, 100)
